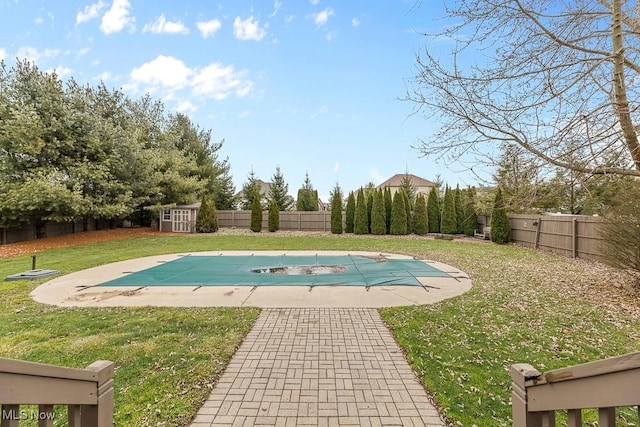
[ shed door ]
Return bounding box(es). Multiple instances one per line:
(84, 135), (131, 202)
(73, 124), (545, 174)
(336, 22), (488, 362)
(172, 209), (192, 232)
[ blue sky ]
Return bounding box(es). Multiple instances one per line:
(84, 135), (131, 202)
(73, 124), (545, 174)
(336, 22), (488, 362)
(0, 0), (487, 201)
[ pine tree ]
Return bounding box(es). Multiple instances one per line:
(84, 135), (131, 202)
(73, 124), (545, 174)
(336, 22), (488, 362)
(195, 193), (219, 233)
(441, 186), (457, 234)
(268, 198), (279, 232)
(463, 188), (478, 236)
(269, 166), (292, 211)
(371, 188), (386, 235)
(454, 185), (464, 234)
(296, 172), (318, 211)
(345, 191), (356, 233)
(354, 188), (369, 235)
(490, 187), (511, 243)
(240, 168), (261, 210)
(390, 191), (408, 235)
(399, 173), (417, 211)
(427, 186), (441, 233)
(250, 189), (262, 232)
(413, 193), (428, 235)
(330, 183), (343, 234)
(384, 186), (392, 234)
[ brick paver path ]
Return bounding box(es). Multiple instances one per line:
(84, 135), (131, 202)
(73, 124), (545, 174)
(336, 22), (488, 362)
(190, 308), (446, 427)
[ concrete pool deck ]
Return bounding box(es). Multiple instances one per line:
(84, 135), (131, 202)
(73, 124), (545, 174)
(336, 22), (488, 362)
(32, 251), (472, 308)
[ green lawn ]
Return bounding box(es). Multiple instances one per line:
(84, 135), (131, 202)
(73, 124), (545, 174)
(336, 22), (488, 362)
(1, 232), (639, 426)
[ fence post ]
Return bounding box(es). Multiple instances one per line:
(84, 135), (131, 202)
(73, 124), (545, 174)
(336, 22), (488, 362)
(81, 361), (114, 427)
(534, 218), (541, 249)
(510, 364), (543, 427)
(572, 218), (578, 258)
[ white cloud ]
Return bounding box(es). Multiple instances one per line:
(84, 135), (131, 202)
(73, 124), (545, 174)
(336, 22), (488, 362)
(176, 100), (197, 113)
(77, 1), (105, 25)
(94, 71), (112, 81)
(238, 110), (251, 119)
(191, 63), (252, 100)
(311, 8), (334, 27)
(326, 31), (337, 41)
(76, 47), (91, 57)
(0, 48), (5, 61)
(15, 46), (60, 62)
(285, 15), (295, 24)
(352, 17), (360, 27)
(233, 16), (267, 41)
(127, 55), (253, 102)
(143, 14), (189, 35)
(130, 55), (191, 90)
(333, 162), (340, 173)
(269, 1), (282, 18)
(46, 66), (73, 79)
(310, 0), (320, 4)
(196, 19), (221, 38)
(34, 16), (44, 25)
(100, 0), (134, 34)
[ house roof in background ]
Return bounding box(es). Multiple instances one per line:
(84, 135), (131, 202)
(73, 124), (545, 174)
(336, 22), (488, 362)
(377, 174), (436, 189)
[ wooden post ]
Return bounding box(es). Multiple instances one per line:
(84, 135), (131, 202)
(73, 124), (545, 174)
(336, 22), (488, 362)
(511, 364), (543, 427)
(534, 218), (542, 250)
(1, 405), (20, 427)
(572, 218), (578, 258)
(298, 212), (301, 230)
(598, 407), (615, 427)
(81, 361), (114, 427)
(38, 404), (54, 427)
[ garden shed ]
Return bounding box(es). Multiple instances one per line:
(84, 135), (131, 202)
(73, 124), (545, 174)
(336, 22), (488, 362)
(160, 202), (201, 233)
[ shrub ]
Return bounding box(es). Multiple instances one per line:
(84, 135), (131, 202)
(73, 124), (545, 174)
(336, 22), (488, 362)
(441, 186), (457, 234)
(354, 189), (369, 235)
(366, 190), (374, 233)
(371, 188), (386, 235)
(427, 186), (441, 233)
(390, 191), (408, 235)
(195, 194), (218, 233)
(384, 186), (392, 234)
(330, 183), (343, 234)
(413, 193), (428, 235)
(250, 189), (262, 232)
(401, 189), (412, 233)
(490, 187), (511, 243)
(345, 192), (356, 233)
(268, 199), (279, 232)
(455, 185), (464, 234)
(463, 188), (478, 236)
(602, 181), (640, 277)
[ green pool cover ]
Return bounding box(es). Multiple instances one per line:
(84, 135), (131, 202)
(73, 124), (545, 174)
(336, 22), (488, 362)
(98, 255), (450, 287)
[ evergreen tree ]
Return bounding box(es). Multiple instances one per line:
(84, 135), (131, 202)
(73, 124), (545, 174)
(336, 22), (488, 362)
(384, 186), (392, 234)
(463, 188), (478, 236)
(250, 189), (262, 232)
(195, 194), (218, 233)
(427, 186), (441, 233)
(454, 185), (464, 234)
(240, 168), (261, 210)
(490, 187), (511, 243)
(366, 190), (374, 233)
(268, 198), (279, 232)
(330, 183), (343, 234)
(441, 186), (457, 234)
(269, 166), (292, 211)
(371, 188), (386, 235)
(354, 188), (369, 235)
(399, 173), (417, 211)
(345, 191), (356, 233)
(401, 189), (412, 233)
(413, 193), (428, 235)
(390, 191), (408, 235)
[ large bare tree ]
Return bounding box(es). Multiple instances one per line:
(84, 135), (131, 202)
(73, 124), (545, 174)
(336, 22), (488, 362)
(408, 0), (640, 177)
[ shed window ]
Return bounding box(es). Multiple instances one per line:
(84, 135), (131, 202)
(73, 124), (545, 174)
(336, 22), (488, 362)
(163, 210), (171, 220)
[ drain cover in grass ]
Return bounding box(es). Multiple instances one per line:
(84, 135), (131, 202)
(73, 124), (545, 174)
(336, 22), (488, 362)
(4, 269), (61, 281)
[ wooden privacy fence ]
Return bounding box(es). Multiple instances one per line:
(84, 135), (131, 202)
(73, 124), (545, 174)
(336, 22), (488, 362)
(216, 210), (342, 232)
(511, 351), (640, 426)
(0, 358), (114, 426)
(478, 214), (605, 261)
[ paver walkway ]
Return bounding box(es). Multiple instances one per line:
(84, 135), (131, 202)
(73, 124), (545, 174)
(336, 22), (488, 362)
(190, 308), (446, 427)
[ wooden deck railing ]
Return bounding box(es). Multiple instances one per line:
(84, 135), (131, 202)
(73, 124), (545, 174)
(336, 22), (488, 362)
(0, 358), (114, 427)
(511, 351), (640, 426)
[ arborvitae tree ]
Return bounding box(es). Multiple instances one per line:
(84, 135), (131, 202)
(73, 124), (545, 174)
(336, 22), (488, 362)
(240, 168), (261, 210)
(413, 193), (428, 235)
(250, 189), (262, 232)
(345, 191), (356, 233)
(196, 193), (219, 233)
(390, 191), (408, 235)
(490, 187), (511, 243)
(454, 185), (464, 234)
(366, 190), (374, 233)
(330, 183), (343, 234)
(268, 198), (279, 232)
(371, 188), (386, 235)
(463, 188), (478, 236)
(268, 166), (292, 211)
(384, 186), (392, 234)
(427, 186), (441, 233)
(401, 189), (412, 233)
(441, 186), (457, 234)
(354, 188), (369, 235)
